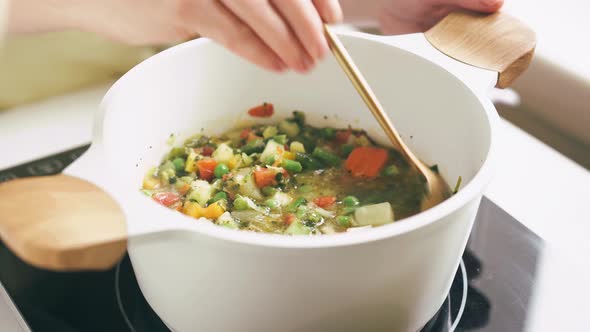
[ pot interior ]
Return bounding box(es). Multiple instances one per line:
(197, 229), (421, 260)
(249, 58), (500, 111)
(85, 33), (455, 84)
(98, 33), (494, 236)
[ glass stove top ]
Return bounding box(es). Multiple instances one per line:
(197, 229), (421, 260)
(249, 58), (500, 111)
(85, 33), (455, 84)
(0, 144), (549, 332)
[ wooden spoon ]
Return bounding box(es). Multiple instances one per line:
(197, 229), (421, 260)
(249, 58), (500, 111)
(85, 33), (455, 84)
(323, 10), (535, 210)
(0, 174), (128, 271)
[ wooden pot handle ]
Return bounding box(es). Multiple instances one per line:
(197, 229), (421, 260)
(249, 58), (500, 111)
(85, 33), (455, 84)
(0, 174), (128, 271)
(425, 10), (536, 88)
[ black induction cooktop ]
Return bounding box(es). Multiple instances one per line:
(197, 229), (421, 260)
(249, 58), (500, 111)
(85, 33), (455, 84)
(0, 144), (543, 332)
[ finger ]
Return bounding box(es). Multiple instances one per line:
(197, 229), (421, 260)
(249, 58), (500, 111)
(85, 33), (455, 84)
(221, 0), (313, 73)
(272, 0), (328, 59)
(448, 0), (504, 12)
(187, 1), (287, 72)
(312, 0), (343, 24)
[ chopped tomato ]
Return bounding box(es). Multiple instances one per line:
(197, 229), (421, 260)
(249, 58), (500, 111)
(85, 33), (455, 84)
(197, 159), (217, 181)
(313, 196), (337, 208)
(152, 192), (180, 207)
(240, 128), (251, 140)
(284, 214), (296, 225)
(345, 147), (388, 177)
(335, 129), (352, 144)
(247, 102), (274, 117)
(254, 167), (277, 187)
(201, 146), (214, 156)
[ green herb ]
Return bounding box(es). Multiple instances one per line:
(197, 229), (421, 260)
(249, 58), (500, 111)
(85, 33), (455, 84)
(281, 159), (302, 173)
(241, 139), (265, 154)
(286, 197), (307, 213)
(452, 176), (462, 195)
(341, 144), (354, 157)
(271, 135), (288, 145)
(312, 147), (341, 166)
(383, 165), (400, 176)
(261, 186), (277, 196)
(296, 152), (323, 170)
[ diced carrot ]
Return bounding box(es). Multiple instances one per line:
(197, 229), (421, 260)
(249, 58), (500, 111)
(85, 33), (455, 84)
(335, 129), (352, 144)
(284, 214), (296, 225)
(178, 183), (191, 195)
(254, 167), (277, 188)
(247, 132), (262, 142)
(313, 196), (337, 208)
(247, 102), (274, 117)
(240, 128), (251, 140)
(197, 159), (217, 181)
(345, 147), (389, 177)
(201, 146), (214, 156)
(152, 192), (180, 207)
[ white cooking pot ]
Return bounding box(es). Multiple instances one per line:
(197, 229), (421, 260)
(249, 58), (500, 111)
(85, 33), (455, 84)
(2, 11), (536, 332)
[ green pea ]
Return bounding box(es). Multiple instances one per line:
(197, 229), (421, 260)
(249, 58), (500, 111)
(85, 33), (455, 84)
(214, 163), (229, 178)
(233, 196), (249, 210)
(337, 215), (351, 227)
(342, 196), (360, 207)
(210, 191), (227, 203)
(172, 157), (186, 172)
(320, 127), (336, 139)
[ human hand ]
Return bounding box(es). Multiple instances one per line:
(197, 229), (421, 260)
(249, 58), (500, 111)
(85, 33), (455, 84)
(10, 0), (342, 74)
(340, 0), (503, 34)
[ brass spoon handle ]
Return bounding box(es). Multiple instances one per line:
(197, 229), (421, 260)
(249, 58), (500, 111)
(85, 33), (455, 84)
(322, 24), (429, 177)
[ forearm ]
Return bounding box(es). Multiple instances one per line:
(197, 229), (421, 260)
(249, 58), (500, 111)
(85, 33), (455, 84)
(6, 0), (78, 34)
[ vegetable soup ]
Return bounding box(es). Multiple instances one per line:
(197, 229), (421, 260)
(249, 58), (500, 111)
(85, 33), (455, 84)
(141, 103), (436, 235)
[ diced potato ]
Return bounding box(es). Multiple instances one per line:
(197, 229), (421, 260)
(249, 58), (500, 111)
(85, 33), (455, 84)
(202, 202), (225, 219)
(354, 202), (394, 226)
(212, 143), (233, 164)
(290, 141), (305, 153)
(216, 212), (239, 229)
(142, 174), (160, 190)
(279, 120), (300, 137)
(183, 201), (202, 218)
(283, 151), (296, 160)
(260, 140), (284, 164)
(188, 180), (214, 206)
(228, 154), (241, 169)
(262, 126), (279, 139)
(185, 150), (199, 173)
(285, 221), (311, 235)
